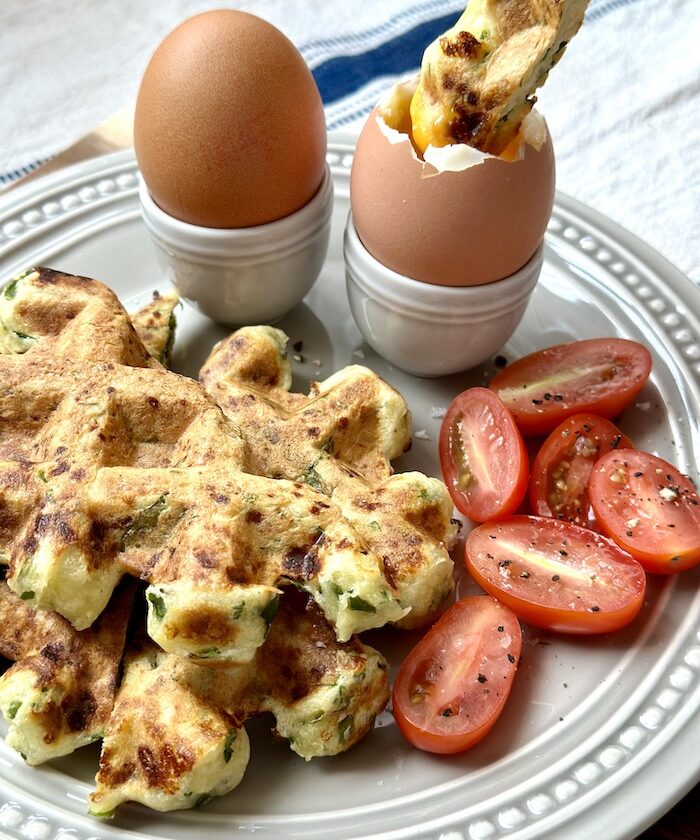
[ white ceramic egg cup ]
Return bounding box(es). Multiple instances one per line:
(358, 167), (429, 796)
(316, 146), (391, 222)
(344, 213), (543, 377)
(139, 165), (333, 325)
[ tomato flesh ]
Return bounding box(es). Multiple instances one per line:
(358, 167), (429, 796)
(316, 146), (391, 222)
(489, 338), (652, 436)
(530, 413), (633, 528)
(465, 516), (646, 633)
(589, 450), (700, 573)
(392, 596), (522, 754)
(439, 387), (528, 522)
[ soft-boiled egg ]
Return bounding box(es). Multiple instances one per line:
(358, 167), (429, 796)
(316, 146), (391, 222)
(350, 77), (555, 287)
(134, 10), (326, 229)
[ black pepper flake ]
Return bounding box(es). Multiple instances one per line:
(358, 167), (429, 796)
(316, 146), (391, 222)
(532, 399), (543, 405)
(626, 530), (633, 537)
(559, 549), (568, 556)
(543, 392), (552, 401)
(671, 555), (682, 563)
(634, 471), (643, 478)
(610, 434), (622, 449)
(441, 708), (454, 717)
(489, 534), (497, 539)
(499, 559), (511, 568)
(554, 394), (564, 401)
(552, 574), (560, 581)
(477, 674), (487, 683)
(292, 340), (303, 352)
(495, 355), (508, 368)
(497, 625), (504, 632)
(563, 682), (568, 688)
(520, 570), (530, 579)
(507, 653), (515, 663)
(590, 605), (600, 612)
(583, 424), (591, 433)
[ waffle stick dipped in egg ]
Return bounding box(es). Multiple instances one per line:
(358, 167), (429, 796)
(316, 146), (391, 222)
(0, 268), (454, 666)
(410, 0), (589, 156)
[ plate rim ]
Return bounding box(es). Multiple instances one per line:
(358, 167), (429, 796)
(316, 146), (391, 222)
(0, 140), (698, 840)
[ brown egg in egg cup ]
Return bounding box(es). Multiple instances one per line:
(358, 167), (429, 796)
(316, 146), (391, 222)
(345, 76), (554, 377)
(135, 10), (332, 326)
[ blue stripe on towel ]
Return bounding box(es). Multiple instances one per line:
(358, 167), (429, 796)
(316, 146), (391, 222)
(312, 12), (456, 105)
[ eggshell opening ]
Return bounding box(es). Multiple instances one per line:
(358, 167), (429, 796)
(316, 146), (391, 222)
(350, 78), (556, 287)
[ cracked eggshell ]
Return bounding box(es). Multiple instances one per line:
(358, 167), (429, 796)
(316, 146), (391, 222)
(350, 106), (555, 287)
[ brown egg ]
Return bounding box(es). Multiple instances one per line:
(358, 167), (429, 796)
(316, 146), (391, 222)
(135, 10), (326, 228)
(350, 101), (555, 287)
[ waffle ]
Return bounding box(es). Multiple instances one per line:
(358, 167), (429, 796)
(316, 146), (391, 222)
(201, 326), (457, 633)
(0, 266), (455, 816)
(0, 269), (455, 662)
(0, 578), (134, 764)
(89, 589), (388, 815)
(131, 290), (179, 366)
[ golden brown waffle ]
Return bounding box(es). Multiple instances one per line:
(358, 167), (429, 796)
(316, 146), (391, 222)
(89, 589), (389, 815)
(0, 267), (453, 815)
(0, 578), (134, 764)
(130, 290), (179, 366)
(201, 326), (457, 631)
(0, 268), (455, 664)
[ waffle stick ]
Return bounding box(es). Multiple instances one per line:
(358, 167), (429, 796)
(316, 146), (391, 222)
(89, 588), (389, 815)
(201, 326), (458, 631)
(0, 578), (134, 764)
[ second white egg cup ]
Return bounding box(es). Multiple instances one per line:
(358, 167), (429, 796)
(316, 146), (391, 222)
(139, 165), (333, 325)
(344, 213), (543, 378)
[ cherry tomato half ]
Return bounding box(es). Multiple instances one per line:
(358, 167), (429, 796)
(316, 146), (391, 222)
(589, 450), (700, 573)
(392, 596), (522, 754)
(439, 387), (528, 522)
(489, 338), (652, 436)
(465, 516), (646, 633)
(530, 413), (633, 528)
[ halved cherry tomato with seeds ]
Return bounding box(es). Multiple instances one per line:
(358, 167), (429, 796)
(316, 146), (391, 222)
(439, 388), (528, 522)
(392, 596), (522, 754)
(465, 516), (646, 634)
(589, 450), (700, 573)
(489, 338), (652, 436)
(530, 413), (633, 528)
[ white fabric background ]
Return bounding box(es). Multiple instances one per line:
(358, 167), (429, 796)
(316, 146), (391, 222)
(1, 0), (698, 284)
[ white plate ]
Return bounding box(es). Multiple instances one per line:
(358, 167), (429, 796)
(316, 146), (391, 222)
(0, 140), (699, 840)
